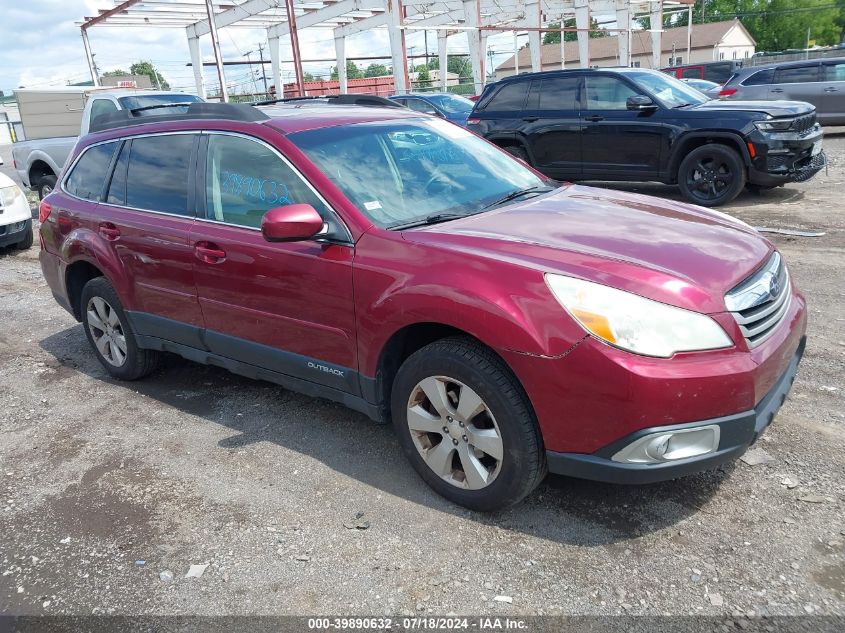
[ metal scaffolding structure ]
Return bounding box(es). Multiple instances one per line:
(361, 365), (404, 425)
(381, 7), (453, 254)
(79, 0), (695, 99)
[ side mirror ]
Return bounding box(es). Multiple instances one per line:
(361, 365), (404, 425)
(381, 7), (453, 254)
(261, 204), (324, 243)
(627, 95), (656, 111)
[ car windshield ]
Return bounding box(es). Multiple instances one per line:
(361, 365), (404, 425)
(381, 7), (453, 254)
(117, 94), (203, 116)
(627, 71), (710, 107)
(426, 94), (475, 114)
(289, 118), (545, 228)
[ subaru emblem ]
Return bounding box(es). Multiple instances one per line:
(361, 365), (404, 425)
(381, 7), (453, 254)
(768, 274), (780, 298)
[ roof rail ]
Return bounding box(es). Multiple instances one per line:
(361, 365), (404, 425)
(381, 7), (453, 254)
(89, 102), (270, 134)
(252, 94), (402, 108)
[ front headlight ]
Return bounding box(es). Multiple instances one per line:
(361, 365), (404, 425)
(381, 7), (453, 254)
(545, 274), (733, 358)
(754, 118), (794, 132)
(0, 185), (24, 208)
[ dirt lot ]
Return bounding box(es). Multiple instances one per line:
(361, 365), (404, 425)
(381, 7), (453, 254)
(0, 138), (843, 619)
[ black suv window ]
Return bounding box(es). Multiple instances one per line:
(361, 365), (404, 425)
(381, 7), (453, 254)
(483, 81), (529, 111)
(742, 68), (774, 86)
(774, 65), (820, 84)
(64, 141), (118, 201)
(584, 76), (639, 110)
(125, 134), (194, 216)
(539, 77), (579, 111)
(205, 134), (328, 229)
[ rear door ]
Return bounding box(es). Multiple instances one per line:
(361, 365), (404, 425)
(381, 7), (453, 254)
(523, 75), (582, 178)
(474, 78), (532, 143)
(769, 64), (822, 106)
(820, 61), (845, 124)
(189, 132), (359, 392)
(99, 133), (205, 336)
(580, 74), (664, 178)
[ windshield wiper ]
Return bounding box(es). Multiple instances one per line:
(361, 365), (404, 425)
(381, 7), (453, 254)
(482, 185), (554, 210)
(388, 213), (470, 230)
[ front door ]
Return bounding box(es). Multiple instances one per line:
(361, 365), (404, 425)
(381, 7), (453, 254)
(99, 133), (204, 334)
(524, 76), (582, 179)
(189, 132), (359, 394)
(580, 75), (664, 178)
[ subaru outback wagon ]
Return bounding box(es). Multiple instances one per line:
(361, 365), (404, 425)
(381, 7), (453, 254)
(40, 102), (807, 511)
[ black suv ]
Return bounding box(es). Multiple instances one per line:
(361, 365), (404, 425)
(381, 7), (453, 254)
(468, 68), (825, 206)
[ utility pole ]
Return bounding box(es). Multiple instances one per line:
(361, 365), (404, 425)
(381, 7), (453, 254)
(245, 50), (257, 94)
(257, 42), (269, 93)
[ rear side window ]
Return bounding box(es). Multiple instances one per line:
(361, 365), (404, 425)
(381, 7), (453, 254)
(539, 77), (579, 110)
(681, 67), (702, 79)
(89, 99), (118, 123)
(824, 63), (845, 81)
(106, 141), (129, 206)
(64, 141), (118, 201)
(483, 81), (529, 111)
(125, 134), (194, 216)
(205, 134), (328, 229)
(742, 69), (774, 86)
(774, 65), (820, 84)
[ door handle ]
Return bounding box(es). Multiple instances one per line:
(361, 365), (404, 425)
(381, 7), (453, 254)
(771, 88), (784, 93)
(824, 87), (838, 92)
(522, 116), (539, 122)
(585, 115), (604, 122)
(194, 241), (227, 264)
(98, 222), (120, 241)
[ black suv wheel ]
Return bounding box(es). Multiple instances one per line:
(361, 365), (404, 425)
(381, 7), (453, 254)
(678, 145), (746, 207)
(391, 337), (546, 511)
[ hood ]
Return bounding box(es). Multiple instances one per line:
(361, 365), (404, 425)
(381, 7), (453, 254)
(404, 185), (773, 314)
(691, 99), (814, 118)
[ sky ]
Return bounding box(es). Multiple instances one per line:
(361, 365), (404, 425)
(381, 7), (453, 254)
(0, 0), (528, 96)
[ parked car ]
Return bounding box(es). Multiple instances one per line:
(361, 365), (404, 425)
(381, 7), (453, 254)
(40, 102), (807, 511)
(11, 88), (203, 199)
(680, 77), (722, 98)
(0, 172), (33, 250)
(467, 68), (825, 206)
(388, 93), (475, 126)
(718, 58), (845, 125)
(662, 60), (743, 84)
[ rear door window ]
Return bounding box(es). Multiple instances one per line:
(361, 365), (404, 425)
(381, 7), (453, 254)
(125, 134), (194, 216)
(824, 62), (845, 82)
(64, 141), (119, 201)
(482, 81), (529, 111)
(742, 69), (774, 86)
(539, 76), (580, 111)
(774, 65), (820, 84)
(204, 134), (329, 230)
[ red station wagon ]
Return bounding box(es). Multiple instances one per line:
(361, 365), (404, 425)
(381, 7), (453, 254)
(39, 102), (807, 511)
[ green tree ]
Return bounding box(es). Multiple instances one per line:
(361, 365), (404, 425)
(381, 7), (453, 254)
(331, 60), (363, 80)
(364, 63), (390, 77)
(102, 69), (129, 78)
(416, 64), (432, 88)
(303, 72), (317, 82)
(639, 0), (843, 52)
(129, 61), (169, 90)
(426, 55), (472, 80)
(543, 17), (608, 45)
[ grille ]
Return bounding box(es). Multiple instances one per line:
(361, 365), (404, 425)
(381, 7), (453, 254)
(725, 252), (791, 348)
(793, 112), (817, 135)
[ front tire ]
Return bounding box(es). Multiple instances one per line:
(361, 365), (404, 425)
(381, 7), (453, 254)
(80, 277), (160, 380)
(37, 175), (57, 201)
(677, 144), (745, 207)
(391, 337), (545, 511)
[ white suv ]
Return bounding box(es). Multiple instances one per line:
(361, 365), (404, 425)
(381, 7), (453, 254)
(0, 172), (33, 249)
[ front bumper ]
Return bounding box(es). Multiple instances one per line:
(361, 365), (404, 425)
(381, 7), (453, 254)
(546, 336), (805, 484)
(748, 126), (825, 186)
(0, 218), (31, 248)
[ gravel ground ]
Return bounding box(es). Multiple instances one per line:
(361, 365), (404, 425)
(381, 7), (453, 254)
(0, 137), (843, 619)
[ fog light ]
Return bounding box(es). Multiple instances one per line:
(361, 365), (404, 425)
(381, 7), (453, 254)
(12, 221), (27, 232)
(612, 425), (721, 464)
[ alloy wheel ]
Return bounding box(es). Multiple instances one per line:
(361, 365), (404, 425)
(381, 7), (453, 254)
(86, 296), (128, 367)
(406, 376), (504, 490)
(687, 155), (733, 202)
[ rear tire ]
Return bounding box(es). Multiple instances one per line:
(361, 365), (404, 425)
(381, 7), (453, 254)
(37, 175), (57, 201)
(391, 337), (546, 511)
(80, 277), (160, 381)
(677, 144), (745, 207)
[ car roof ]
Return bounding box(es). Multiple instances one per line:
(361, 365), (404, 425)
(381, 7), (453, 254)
(737, 56), (845, 75)
(392, 93), (454, 97)
(260, 103), (426, 134)
(498, 66), (659, 83)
